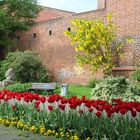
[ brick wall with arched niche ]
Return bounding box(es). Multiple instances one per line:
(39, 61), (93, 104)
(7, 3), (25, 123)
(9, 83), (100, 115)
(16, 0), (140, 83)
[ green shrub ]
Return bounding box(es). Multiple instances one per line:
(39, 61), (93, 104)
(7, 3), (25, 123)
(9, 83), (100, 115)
(0, 51), (51, 82)
(88, 79), (101, 88)
(0, 60), (3, 80)
(92, 76), (140, 102)
(134, 83), (140, 95)
(132, 69), (140, 82)
(5, 82), (31, 93)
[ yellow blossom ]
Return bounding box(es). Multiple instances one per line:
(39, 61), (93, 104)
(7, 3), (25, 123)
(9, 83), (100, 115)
(0, 118), (3, 122)
(5, 120), (10, 126)
(55, 133), (59, 137)
(46, 129), (53, 135)
(86, 137), (91, 140)
(59, 128), (63, 131)
(52, 130), (55, 134)
(23, 125), (29, 130)
(40, 127), (46, 134)
(66, 132), (70, 137)
(60, 132), (65, 137)
(73, 135), (80, 140)
(30, 126), (36, 133)
(2, 119), (6, 124)
(10, 121), (15, 126)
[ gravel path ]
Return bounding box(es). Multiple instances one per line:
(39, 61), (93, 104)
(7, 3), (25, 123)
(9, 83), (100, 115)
(0, 125), (56, 140)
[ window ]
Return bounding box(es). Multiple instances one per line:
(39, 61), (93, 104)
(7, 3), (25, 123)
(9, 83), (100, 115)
(49, 30), (52, 36)
(17, 36), (20, 40)
(33, 33), (36, 38)
(67, 27), (71, 32)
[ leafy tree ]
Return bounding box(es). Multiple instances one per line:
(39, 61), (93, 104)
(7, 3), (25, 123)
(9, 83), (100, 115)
(65, 14), (133, 75)
(0, 0), (40, 49)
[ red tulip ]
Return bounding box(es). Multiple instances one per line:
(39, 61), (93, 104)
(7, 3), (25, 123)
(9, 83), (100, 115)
(78, 110), (84, 114)
(48, 105), (53, 111)
(59, 104), (65, 110)
(16, 95), (21, 101)
(61, 98), (68, 104)
(96, 111), (102, 117)
(34, 101), (40, 108)
(4, 97), (9, 102)
(47, 96), (55, 103)
(69, 104), (77, 109)
(89, 108), (94, 112)
(12, 105), (16, 109)
(85, 102), (91, 108)
(40, 96), (46, 103)
(131, 110), (137, 117)
(36, 109), (40, 112)
(81, 96), (86, 103)
(120, 108), (127, 115)
(107, 111), (112, 118)
(135, 105), (140, 112)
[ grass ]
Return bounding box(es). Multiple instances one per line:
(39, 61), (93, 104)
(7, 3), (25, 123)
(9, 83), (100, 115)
(0, 125), (56, 140)
(54, 84), (92, 99)
(0, 85), (4, 91)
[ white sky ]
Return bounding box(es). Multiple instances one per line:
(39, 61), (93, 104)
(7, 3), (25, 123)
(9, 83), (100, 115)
(38, 0), (97, 13)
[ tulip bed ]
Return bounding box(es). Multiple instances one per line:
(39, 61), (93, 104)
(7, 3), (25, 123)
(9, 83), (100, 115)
(0, 90), (140, 140)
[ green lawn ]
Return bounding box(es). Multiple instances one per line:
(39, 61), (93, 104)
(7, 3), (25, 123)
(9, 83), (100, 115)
(55, 84), (92, 99)
(0, 86), (3, 91)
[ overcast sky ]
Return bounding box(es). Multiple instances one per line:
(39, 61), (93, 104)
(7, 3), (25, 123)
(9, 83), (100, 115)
(38, 0), (97, 13)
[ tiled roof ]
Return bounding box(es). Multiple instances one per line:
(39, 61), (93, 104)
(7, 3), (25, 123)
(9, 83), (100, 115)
(35, 9), (61, 22)
(34, 7), (74, 23)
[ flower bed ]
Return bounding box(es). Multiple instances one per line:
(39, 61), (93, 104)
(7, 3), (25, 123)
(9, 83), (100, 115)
(0, 90), (140, 140)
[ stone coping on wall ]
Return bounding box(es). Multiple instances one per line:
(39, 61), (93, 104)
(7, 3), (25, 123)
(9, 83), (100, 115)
(112, 67), (137, 71)
(73, 8), (105, 16)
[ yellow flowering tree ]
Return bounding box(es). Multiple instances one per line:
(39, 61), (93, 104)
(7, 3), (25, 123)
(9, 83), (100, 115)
(65, 14), (133, 75)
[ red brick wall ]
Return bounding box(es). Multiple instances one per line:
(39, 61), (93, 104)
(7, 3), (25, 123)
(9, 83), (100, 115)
(106, 0), (140, 77)
(98, 0), (106, 9)
(17, 0), (140, 83)
(17, 8), (106, 84)
(106, 0), (138, 36)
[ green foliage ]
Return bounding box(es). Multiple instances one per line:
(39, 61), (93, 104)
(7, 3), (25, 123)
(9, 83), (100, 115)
(135, 84), (140, 95)
(87, 79), (101, 88)
(132, 69), (140, 82)
(0, 51), (50, 82)
(92, 76), (140, 102)
(0, 0), (40, 48)
(65, 14), (133, 75)
(5, 82), (31, 93)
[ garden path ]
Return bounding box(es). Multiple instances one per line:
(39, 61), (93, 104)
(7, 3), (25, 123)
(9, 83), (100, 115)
(0, 125), (56, 140)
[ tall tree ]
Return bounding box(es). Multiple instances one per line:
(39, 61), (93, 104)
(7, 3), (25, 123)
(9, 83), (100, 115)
(65, 14), (133, 75)
(0, 0), (40, 49)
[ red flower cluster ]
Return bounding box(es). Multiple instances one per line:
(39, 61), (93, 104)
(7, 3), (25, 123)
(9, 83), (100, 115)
(0, 90), (140, 118)
(0, 90), (40, 103)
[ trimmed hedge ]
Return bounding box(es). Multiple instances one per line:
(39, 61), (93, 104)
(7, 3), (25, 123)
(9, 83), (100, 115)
(5, 83), (31, 93)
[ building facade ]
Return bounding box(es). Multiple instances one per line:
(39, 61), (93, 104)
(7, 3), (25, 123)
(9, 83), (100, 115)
(17, 0), (140, 84)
